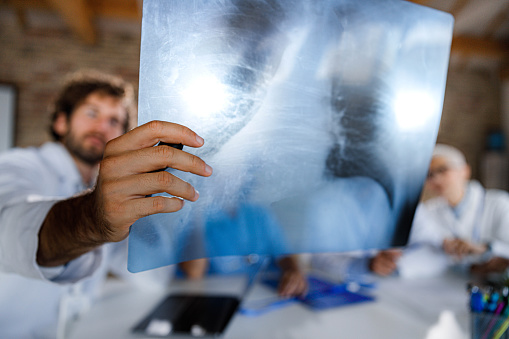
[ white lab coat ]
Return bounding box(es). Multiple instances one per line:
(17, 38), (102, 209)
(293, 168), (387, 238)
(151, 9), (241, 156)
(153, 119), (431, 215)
(0, 142), (173, 338)
(311, 181), (509, 280)
(409, 180), (509, 258)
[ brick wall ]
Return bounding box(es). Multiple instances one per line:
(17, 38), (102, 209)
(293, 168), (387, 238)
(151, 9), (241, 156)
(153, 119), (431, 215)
(0, 14), (141, 148)
(0, 13), (504, 184)
(437, 67), (502, 182)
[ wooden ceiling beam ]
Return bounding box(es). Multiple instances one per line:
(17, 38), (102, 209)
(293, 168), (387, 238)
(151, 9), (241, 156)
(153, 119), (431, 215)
(44, 0), (96, 44)
(451, 36), (509, 60)
(88, 0), (141, 21)
(1, 0), (141, 20)
(1, 0), (49, 10)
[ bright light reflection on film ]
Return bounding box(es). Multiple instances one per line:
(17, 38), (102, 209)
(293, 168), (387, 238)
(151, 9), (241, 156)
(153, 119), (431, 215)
(394, 90), (437, 130)
(181, 75), (229, 116)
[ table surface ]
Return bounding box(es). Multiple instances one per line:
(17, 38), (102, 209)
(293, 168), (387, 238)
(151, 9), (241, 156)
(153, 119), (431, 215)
(68, 272), (472, 339)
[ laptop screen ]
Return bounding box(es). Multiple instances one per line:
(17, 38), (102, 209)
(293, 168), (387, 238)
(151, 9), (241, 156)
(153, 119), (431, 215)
(132, 256), (270, 337)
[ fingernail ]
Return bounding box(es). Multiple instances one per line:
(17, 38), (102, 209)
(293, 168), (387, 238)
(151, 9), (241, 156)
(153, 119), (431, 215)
(194, 190), (200, 201)
(205, 164), (213, 175)
(178, 198), (185, 208)
(196, 135), (204, 145)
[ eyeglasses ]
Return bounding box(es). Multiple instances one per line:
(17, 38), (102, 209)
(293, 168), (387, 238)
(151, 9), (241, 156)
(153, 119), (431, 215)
(427, 166), (450, 180)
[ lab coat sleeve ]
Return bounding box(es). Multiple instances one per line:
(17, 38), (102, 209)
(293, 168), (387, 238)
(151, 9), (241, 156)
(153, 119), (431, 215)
(407, 203), (447, 248)
(486, 191), (509, 259)
(0, 198), (103, 283)
(0, 151), (102, 283)
(0, 198), (57, 280)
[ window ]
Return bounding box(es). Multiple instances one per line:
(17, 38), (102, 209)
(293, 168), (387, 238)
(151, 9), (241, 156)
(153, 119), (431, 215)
(0, 84), (16, 152)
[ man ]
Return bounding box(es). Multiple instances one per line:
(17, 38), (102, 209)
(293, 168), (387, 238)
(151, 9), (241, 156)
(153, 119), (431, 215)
(370, 144), (509, 277)
(0, 70), (212, 338)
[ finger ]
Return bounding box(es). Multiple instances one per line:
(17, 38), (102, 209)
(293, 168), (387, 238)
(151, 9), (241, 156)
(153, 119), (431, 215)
(380, 261), (394, 272)
(294, 278), (308, 296)
(379, 262), (396, 276)
(456, 243), (470, 255)
(105, 120), (205, 157)
(278, 284), (293, 297)
(278, 273), (292, 292)
(106, 171), (199, 202)
(278, 273), (302, 297)
(377, 266), (391, 276)
(443, 239), (453, 250)
(300, 280), (309, 296)
(373, 263), (386, 275)
(450, 241), (462, 253)
(446, 245), (458, 255)
(391, 250), (403, 259)
(127, 195), (185, 218)
(379, 256), (396, 266)
(282, 280), (302, 297)
(102, 144), (213, 179)
(109, 196), (185, 231)
(277, 279), (291, 296)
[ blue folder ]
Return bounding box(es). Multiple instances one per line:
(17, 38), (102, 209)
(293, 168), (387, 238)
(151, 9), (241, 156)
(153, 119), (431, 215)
(240, 275), (376, 316)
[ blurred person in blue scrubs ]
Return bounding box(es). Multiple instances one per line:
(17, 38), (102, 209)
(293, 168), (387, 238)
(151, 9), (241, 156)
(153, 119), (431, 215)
(0, 70), (212, 338)
(369, 144), (509, 277)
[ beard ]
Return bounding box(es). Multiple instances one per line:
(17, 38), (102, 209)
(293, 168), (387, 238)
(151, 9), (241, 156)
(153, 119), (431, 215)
(63, 132), (105, 166)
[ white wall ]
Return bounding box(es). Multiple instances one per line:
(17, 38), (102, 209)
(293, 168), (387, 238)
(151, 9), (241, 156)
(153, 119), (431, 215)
(0, 84), (15, 152)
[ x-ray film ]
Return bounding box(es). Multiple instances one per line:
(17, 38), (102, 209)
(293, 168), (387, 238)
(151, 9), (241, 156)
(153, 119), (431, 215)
(128, 0), (453, 272)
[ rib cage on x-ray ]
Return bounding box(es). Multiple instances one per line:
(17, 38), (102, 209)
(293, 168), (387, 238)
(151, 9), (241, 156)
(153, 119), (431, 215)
(180, 0), (293, 158)
(129, 0), (453, 272)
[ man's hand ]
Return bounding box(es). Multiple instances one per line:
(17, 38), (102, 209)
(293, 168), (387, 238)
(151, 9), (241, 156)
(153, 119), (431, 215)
(37, 121), (213, 267)
(179, 258), (209, 280)
(277, 255), (308, 297)
(470, 257), (509, 275)
(93, 120), (212, 242)
(443, 238), (488, 259)
(278, 269), (308, 297)
(369, 249), (402, 276)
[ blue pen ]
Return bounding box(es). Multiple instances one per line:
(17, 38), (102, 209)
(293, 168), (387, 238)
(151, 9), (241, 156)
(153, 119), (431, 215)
(239, 296), (297, 317)
(471, 290), (485, 313)
(487, 292), (500, 313)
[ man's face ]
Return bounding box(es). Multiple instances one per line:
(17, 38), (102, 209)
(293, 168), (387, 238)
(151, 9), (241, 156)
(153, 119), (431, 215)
(426, 156), (468, 199)
(59, 92), (127, 165)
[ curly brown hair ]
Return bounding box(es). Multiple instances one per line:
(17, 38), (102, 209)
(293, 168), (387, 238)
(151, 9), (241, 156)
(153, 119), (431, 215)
(49, 70), (136, 141)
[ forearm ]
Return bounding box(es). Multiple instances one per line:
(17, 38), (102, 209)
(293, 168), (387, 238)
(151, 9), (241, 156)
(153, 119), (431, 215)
(37, 191), (109, 267)
(277, 255), (308, 297)
(37, 121), (213, 267)
(278, 255), (302, 273)
(179, 258), (209, 279)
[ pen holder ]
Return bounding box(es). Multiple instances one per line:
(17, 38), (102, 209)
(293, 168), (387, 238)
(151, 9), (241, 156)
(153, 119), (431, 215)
(471, 312), (509, 339)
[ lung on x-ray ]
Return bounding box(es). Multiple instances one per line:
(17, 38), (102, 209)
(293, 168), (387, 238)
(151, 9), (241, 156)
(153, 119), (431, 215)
(128, 0), (453, 273)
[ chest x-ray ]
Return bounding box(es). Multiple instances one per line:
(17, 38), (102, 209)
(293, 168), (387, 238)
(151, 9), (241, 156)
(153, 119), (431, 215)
(128, 0), (453, 272)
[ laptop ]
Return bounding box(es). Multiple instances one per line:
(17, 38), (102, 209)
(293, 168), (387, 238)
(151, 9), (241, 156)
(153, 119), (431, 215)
(131, 256), (269, 337)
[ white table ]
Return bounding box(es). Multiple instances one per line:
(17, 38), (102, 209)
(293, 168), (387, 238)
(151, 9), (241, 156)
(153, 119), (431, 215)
(68, 272), (471, 339)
